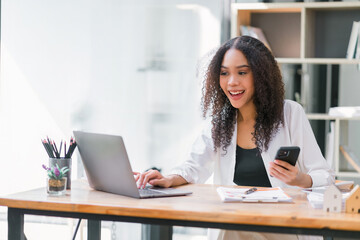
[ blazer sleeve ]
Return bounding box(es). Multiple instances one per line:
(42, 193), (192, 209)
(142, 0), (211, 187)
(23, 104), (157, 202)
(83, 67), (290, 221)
(286, 101), (335, 187)
(170, 121), (217, 184)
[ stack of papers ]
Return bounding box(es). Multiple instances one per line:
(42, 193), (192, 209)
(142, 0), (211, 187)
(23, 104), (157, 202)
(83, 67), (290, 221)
(303, 181), (354, 209)
(216, 187), (292, 203)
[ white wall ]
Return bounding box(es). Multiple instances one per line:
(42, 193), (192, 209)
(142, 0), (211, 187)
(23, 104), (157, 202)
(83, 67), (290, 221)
(0, 0), (221, 196)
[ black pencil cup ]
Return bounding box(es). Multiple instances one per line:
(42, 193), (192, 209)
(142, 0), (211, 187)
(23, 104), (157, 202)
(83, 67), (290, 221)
(49, 158), (72, 190)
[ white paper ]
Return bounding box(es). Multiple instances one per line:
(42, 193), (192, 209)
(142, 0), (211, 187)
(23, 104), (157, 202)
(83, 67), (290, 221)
(306, 191), (349, 209)
(216, 187), (292, 203)
(303, 184), (353, 209)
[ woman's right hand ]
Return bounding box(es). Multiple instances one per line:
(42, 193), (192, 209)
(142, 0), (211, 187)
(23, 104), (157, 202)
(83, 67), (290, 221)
(133, 170), (172, 189)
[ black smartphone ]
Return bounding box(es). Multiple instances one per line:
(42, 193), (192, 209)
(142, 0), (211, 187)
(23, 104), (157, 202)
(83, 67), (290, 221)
(274, 146), (300, 166)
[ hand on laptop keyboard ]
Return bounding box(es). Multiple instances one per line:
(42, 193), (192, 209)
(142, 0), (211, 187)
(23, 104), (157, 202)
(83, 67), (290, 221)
(134, 169), (172, 189)
(134, 169), (188, 189)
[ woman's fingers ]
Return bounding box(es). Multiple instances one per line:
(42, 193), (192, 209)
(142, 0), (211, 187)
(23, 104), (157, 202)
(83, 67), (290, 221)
(141, 171), (156, 189)
(269, 162), (285, 179)
(149, 178), (171, 188)
(137, 172), (146, 188)
(269, 161), (299, 185)
(133, 172), (140, 181)
(136, 170), (164, 189)
(273, 160), (294, 171)
(134, 170), (175, 188)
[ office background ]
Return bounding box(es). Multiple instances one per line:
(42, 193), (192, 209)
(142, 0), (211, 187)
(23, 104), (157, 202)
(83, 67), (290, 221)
(0, 0), (221, 239)
(0, 0), (359, 239)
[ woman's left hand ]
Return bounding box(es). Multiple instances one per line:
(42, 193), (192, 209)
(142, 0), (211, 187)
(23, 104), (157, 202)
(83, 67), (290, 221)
(268, 160), (312, 188)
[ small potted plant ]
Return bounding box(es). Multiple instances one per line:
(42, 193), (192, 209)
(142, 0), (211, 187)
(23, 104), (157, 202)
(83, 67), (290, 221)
(43, 164), (69, 196)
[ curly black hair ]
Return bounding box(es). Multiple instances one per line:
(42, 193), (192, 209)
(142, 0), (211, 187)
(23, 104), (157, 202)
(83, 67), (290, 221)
(202, 36), (284, 152)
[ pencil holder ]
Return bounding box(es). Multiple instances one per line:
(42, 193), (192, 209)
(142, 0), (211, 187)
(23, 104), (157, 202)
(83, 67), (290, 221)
(49, 158), (72, 189)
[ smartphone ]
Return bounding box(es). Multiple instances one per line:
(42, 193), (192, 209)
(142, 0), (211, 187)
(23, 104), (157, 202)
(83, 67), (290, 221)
(274, 146), (300, 166)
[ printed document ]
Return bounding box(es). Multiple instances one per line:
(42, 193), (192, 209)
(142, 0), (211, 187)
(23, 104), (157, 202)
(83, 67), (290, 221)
(217, 187), (292, 203)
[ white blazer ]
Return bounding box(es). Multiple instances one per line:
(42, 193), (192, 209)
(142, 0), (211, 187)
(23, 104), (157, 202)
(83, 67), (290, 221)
(171, 99), (335, 189)
(171, 100), (334, 240)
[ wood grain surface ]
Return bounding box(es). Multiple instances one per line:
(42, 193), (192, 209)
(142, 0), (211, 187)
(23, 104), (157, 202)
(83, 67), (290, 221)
(0, 180), (359, 231)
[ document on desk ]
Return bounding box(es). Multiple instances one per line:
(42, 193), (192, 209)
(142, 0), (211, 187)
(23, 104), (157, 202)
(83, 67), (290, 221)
(302, 181), (354, 209)
(217, 187), (292, 203)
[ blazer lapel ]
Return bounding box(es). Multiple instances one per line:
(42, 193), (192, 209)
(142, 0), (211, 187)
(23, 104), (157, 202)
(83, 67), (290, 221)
(219, 121), (237, 186)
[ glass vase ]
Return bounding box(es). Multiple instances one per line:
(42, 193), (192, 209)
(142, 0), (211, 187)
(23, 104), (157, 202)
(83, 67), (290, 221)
(47, 177), (67, 196)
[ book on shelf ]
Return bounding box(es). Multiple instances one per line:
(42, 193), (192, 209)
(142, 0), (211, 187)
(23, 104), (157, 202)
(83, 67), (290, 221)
(346, 21), (360, 59)
(239, 25), (271, 51)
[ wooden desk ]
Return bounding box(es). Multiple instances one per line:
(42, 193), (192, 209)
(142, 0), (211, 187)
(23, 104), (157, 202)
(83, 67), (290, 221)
(0, 180), (359, 240)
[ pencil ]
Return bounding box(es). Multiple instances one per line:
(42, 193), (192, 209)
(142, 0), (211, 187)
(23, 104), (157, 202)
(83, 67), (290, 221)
(52, 141), (59, 158)
(59, 141), (62, 158)
(42, 140), (52, 157)
(67, 143), (73, 158)
(44, 140), (55, 158)
(64, 141), (67, 158)
(67, 141), (77, 158)
(70, 142), (77, 157)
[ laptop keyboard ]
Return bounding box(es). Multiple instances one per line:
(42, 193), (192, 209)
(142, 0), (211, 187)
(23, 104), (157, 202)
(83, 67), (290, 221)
(139, 188), (166, 197)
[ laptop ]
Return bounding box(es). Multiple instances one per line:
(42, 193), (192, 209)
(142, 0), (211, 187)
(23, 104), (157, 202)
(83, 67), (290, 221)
(73, 131), (192, 198)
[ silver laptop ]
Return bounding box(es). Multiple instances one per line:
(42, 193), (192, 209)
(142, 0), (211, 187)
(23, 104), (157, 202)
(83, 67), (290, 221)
(73, 131), (192, 198)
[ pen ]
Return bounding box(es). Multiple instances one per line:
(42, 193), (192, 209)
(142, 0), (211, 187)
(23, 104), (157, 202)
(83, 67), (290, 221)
(245, 187), (257, 195)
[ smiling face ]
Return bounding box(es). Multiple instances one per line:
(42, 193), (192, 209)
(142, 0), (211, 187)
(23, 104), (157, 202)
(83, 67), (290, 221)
(220, 48), (255, 111)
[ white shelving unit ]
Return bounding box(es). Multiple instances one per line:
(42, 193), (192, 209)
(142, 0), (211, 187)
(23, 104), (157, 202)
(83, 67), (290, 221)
(307, 114), (360, 178)
(231, 2), (360, 178)
(231, 2), (360, 64)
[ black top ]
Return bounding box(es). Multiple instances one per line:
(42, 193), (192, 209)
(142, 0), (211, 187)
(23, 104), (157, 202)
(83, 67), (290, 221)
(233, 145), (272, 187)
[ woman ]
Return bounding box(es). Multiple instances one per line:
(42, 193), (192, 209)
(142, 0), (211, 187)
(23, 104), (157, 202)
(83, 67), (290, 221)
(135, 36), (334, 239)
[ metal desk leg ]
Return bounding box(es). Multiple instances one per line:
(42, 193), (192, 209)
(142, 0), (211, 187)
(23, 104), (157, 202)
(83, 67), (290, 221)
(88, 219), (101, 240)
(142, 224), (173, 240)
(8, 208), (25, 240)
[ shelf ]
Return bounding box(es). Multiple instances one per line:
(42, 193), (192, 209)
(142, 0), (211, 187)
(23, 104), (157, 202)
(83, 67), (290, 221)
(337, 172), (360, 178)
(232, 2), (360, 10)
(307, 114), (360, 121)
(277, 58), (360, 65)
(305, 7), (360, 59)
(231, 2), (360, 62)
